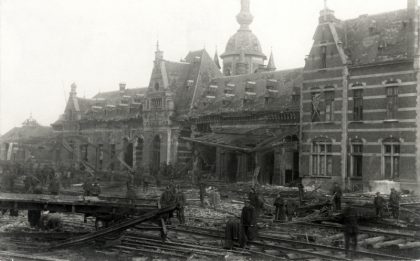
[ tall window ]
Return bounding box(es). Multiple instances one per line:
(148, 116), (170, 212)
(353, 89), (363, 121)
(351, 142), (363, 178)
(320, 46), (327, 68)
(311, 92), (321, 122)
(311, 140), (333, 176)
(383, 138), (400, 179)
(324, 90), (334, 121)
(386, 85), (398, 119)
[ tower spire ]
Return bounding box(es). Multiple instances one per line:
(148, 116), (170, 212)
(267, 49), (276, 71)
(154, 40), (163, 62)
(214, 47), (221, 69)
(236, 0), (254, 30)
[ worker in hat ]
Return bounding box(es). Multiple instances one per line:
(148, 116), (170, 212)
(240, 199), (257, 248)
(373, 192), (385, 218)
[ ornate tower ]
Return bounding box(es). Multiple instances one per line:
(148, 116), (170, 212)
(221, 0), (266, 76)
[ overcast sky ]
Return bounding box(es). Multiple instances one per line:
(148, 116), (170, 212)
(0, 0), (407, 134)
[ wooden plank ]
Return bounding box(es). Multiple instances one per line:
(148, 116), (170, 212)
(50, 205), (177, 249)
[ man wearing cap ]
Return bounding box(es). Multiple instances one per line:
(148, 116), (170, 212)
(389, 188), (400, 219)
(174, 185), (186, 224)
(373, 192), (385, 218)
(331, 182), (342, 211)
(240, 199), (257, 248)
(273, 192), (285, 221)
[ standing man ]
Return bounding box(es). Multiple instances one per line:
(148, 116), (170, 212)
(240, 199), (257, 248)
(342, 203), (359, 258)
(174, 185), (186, 224)
(389, 188), (400, 219)
(331, 182), (343, 211)
(373, 192), (385, 218)
(126, 171), (137, 201)
(285, 199), (297, 221)
(273, 192), (285, 221)
(298, 181), (305, 205)
(160, 186), (176, 224)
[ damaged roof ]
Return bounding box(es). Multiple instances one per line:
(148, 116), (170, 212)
(192, 68), (302, 116)
(343, 9), (412, 65)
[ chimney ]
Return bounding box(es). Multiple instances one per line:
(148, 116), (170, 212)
(70, 83), (77, 97)
(119, 82), (126, 92)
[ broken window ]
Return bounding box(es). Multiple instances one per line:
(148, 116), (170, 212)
(324, 90), (334, 121)
(353, 88), (363, 121)
(383, 138), (400, 180)
(224, 83), (235, 97)
(311, 91), (321, 122)
(245, 81), (256, 94)
(386, 85), (398, 120)
(351, 142), (363, 178)
(266, 79), (278, 93)
(206, 84), (218, 99)
(311, 140), (332, 176)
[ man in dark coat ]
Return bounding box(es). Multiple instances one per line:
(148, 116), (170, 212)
(373, 192), (385, 218)
(240, 199), (257, 248)
(342, 204), (359, 258)
(331, 182), (342, 211)
(389, 188), (400, 219)
(298, 181), (305, 204)
(285, 199), (297, 221)
(273, 192), (285, 221)
(160, 186), (176, 223)
(174, 185), (186, 224)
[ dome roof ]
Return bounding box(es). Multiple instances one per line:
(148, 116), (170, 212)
(222, 30), (266, 58)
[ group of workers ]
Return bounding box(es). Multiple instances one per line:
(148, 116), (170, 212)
(159, 184), (187, 225)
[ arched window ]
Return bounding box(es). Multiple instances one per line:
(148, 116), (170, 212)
(154, 82), (160, 91)
(311, 138), (332, 176)
(311, 88), (321, 122)
(382, 137), (400, 179)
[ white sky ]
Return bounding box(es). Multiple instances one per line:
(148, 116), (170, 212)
(0, 0), (407, 134)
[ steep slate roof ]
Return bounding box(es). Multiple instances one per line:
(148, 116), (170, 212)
(93, 87), (148, 106)
(192, 68), (302, 116)
(168, 49), (223, 114)
(342, 9), (411, 65)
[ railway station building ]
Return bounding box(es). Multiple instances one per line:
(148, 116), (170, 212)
(50, 0), (420, 192)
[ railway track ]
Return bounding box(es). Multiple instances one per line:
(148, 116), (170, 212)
(172, 225), (412, 260)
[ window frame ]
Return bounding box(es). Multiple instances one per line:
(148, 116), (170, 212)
(310, 139), (333, 176)
(324, 90), (334, 122)
(350, 141), (363, 178)
(385, 83), (399, 120)
(353, 89), (364, 121)
(382, 138), (400, 180)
